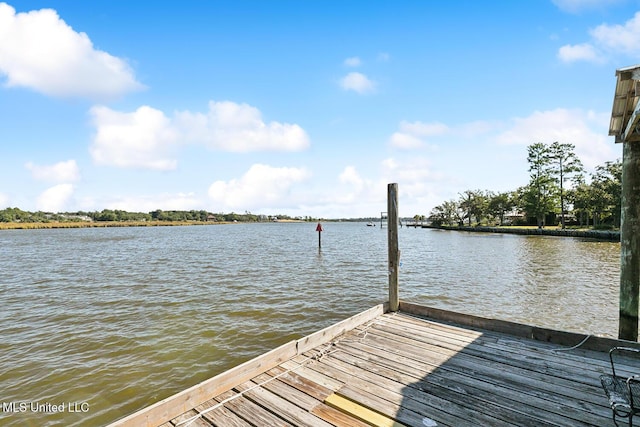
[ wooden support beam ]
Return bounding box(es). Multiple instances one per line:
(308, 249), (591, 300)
(622, 101), (640, 143)
(620, 140), (640, 341)
(610, 65), (640, 341)
(387, 183), (399, 312)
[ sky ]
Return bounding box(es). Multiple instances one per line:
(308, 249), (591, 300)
(0, 0), (637, 219)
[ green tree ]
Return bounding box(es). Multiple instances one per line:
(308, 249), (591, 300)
(458, 190), (489, 226)
(568, 178), (591, 226)
(525, 142), (557, 227)
(0, 207), (27, 222)
(547, 142), (584, 229)
(224, 212), (241, 222)
(97, 209), (117, 221)
(428, 200), (462, 226)
(591, 159), (622, 227)
(488, 191), (516, 226)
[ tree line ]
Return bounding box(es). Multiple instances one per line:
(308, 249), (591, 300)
(427, 141), (621, 229)
(0, 208), (321, 223)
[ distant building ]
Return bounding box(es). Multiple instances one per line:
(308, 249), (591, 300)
(503, 209), (525, 225)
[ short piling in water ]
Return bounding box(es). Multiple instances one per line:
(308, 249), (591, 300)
(316, 222), (323, 249)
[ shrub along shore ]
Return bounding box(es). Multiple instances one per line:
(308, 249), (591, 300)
(424, 225), (620, 241)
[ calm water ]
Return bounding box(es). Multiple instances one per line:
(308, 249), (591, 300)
(0, 222), (620, 426)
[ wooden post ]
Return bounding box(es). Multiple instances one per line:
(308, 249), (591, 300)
(620, 141), (640, 340)
(387, 183), (399, 312)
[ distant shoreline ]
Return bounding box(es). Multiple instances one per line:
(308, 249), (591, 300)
(424, 225), (620, 241)
(0, 219), (317, 230)
(0, 221), (222, 230)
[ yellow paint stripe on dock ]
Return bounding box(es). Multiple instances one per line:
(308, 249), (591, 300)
(323, 393), (408, 427)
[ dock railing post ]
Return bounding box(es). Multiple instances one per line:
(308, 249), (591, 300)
(609, 65), (640, 341)
(388, 183), (399, 312)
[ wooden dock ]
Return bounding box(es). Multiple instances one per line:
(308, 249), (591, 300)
(108, 301), (640, 427)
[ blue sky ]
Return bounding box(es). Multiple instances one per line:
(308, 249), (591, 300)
(0, 0), (636, 218)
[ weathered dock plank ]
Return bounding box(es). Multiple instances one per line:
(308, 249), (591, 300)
(233, 379), (334, 427)
(213, 389), (294, 426)
(169, 410), (211, 427)
(194, 399), (251, 427)
(343, 319), (603, 425)
(362, 320), (607, 400)
(109, 303), (640, 427)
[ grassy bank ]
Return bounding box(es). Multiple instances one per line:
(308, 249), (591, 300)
(0, 221), (227, 230)
(425, 224), (620, 241)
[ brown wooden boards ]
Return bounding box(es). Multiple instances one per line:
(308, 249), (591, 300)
(324, 393), (407, 427)
(109, 303), (640, 427)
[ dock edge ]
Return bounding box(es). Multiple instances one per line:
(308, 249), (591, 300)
(107, 303), (387, 427)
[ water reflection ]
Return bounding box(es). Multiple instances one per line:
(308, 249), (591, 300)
(401, 230), (620, 336)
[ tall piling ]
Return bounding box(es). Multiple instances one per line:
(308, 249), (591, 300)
(608, 65), (640, 341)
(387, 183), (399, 312)
(620, 141), (640, 340)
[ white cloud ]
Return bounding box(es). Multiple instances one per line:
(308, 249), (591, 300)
(175, 101), (310, 152)
(388, 119), (499, 150)
(298, 165), (381, 210)
(25, 159), (80, 182)
(318, 158), (442, 217)
(557, 43), (601, 63)
(104, 192), (202, 212)
(590, 12), (640, 57)
(36, 183), (74, 212)
(339, 166), (365, 191)
(382, 157), (442, 212)
(89, 105), (180, 170)
(89, 101), (311, 170)
(333, 167), (379, 206)
(494, 108), (615, 169)
(344, 56), (361, 67)
(286, 158), (444, 218)
(340, 72), (376, 94)
(208, 164), (311, 211)
(389, 132), (426, 150)
(0, 2), (143, 99)
(0, 192), (8, 208)
(377, 52), (390, 62)
(557, 11), (640, 63)
(400, 121), (449, 137)
(381, 157), (436, 184)
(457, 120), (500, 137)
(381, 109), (617, 213)
(389, 111), (613, 171)
(552, 0), (624, 13)
(388, 120), (449, 149)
